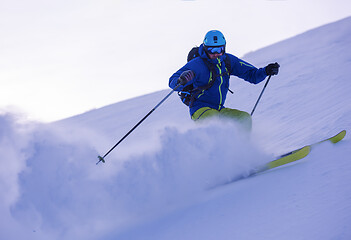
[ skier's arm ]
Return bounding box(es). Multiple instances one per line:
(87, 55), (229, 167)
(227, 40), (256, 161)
(227, 54), (267, 84)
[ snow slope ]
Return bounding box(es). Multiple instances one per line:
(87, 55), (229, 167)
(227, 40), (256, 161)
(1, 17), (351, 240)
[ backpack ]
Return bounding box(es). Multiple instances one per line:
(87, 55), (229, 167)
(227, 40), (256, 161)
(178, 46), (232, 107)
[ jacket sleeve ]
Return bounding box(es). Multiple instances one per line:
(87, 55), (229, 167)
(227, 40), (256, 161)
(169, 68), (182, 89)
(227, 54), (267, 84)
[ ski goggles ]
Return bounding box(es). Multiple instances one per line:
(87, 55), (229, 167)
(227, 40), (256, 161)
(205, 45), (225, 54)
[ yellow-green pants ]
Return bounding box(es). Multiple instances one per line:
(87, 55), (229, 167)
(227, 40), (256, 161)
(191, 107), (252, 131)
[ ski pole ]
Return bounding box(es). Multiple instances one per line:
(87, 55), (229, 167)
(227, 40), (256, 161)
(250, 75), (272, 116)
(97, 83), (182, 164)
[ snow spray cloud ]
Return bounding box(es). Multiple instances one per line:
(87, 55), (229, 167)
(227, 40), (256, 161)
(101, 119), (270, 236)
(0, 113), (38, 239)
(118, 119), (268, 202)
(0, 113), (115, 240)
(1, 113), (269, 240)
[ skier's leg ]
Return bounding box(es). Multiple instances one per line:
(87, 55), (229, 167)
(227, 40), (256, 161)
(191, 107), (219, 121)
(219, 108), (252, 131)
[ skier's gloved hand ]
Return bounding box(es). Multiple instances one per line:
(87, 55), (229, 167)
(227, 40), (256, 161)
(178, 70), (195, 85)
(265, 62), (280, 76)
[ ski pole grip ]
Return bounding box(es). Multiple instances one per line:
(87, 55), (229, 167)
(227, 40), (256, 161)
(174, 83), (182, 91)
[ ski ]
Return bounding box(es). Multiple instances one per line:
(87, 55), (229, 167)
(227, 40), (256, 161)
(252, 129), (346, 176)
(213, 130), (347, 188)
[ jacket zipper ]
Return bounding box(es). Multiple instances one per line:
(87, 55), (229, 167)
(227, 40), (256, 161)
(216, 59), (224, 110)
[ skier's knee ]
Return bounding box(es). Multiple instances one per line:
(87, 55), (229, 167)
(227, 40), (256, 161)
(220, 108), (252, 131)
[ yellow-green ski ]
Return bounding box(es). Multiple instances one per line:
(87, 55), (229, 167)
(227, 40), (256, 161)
(267, 146), (311, 170)
(212, 130), (347, 189)
(258, 130), (346, 174)
(312, 129), (346, 145)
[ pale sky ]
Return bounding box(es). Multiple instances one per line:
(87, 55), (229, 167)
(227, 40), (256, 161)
(1, 0), (351, 122)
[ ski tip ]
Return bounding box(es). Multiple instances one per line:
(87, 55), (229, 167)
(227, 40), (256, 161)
(329, 130), (346, 144)
(96, 155), (106, 165)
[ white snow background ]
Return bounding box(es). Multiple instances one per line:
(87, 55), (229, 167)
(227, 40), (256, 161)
(1, 17), (351, 240)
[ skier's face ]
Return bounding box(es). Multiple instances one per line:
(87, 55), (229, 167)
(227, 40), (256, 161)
(205, 45), (225, 59)
(208, 52), (224, 59)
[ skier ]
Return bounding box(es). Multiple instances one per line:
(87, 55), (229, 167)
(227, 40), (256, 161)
(169, 30), (279, 130)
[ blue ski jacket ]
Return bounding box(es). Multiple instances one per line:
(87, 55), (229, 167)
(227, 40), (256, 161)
(169, 44), (268, 117)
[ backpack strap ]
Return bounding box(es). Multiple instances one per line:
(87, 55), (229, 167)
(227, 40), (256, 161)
(224, 55), (231, 75)
(187, 58), (219, 107)
(223, 55), (234, 94)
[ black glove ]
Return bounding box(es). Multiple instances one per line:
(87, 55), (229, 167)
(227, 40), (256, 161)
(178, 70), (195, 85)
(265, 62), (280, 76)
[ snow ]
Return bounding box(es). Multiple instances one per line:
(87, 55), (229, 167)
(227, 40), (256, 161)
(1, 16), (351, 240)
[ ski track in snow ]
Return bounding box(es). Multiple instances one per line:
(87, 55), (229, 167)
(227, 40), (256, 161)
(1, 17), (351, 240)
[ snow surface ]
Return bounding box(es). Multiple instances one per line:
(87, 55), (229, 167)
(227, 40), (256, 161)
(1, 17), (351, 240)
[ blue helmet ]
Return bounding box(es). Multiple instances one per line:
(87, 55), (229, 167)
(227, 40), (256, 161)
(203, 30), (226, 47)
